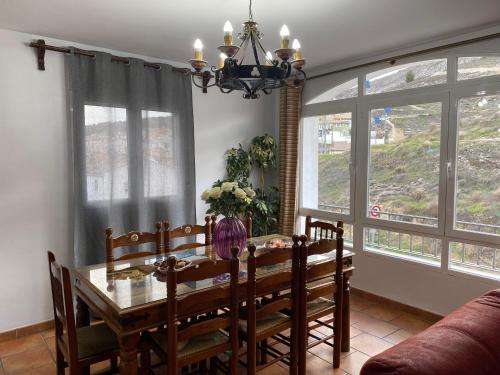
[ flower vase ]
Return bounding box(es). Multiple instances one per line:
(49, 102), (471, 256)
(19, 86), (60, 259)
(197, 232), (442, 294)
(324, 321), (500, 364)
(213, 217), (247, 259)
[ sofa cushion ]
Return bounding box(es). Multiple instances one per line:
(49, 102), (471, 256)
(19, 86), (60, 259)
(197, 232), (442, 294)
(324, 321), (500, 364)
(360, 289), (500, 375)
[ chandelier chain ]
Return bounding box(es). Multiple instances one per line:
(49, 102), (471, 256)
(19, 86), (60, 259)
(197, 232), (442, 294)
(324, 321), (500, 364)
(249, 0), (253, 21)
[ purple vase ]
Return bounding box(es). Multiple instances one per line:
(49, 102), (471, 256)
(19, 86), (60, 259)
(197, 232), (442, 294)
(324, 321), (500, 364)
(213, 217), (247, 259)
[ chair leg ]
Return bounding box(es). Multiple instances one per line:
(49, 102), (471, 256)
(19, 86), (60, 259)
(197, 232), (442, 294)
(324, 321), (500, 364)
(55, 347), (65, 375)
(260, 339), (268, 364)
(111, 356), (118, 369)
(209, 357), (217, 375)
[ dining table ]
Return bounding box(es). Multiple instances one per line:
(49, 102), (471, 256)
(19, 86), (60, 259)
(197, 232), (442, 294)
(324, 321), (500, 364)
(74, 234), (355, 375)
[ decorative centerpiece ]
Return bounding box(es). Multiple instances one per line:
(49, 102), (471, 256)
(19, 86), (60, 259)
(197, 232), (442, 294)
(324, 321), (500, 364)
(201, 181), (256, 259)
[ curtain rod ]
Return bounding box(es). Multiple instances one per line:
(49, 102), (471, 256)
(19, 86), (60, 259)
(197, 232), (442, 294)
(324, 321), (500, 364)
(309, 31), (500, 81)
(29, 39), (190, 73)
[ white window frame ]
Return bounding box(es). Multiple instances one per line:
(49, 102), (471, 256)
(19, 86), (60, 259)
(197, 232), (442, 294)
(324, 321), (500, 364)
(299, 36), (500, 282)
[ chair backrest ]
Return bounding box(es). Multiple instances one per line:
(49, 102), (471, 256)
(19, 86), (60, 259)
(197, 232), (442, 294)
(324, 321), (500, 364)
(246, 239), (301, 374)
(210, 211), (253, 239)
(105, 222), (163, 263)
(47, 251), (79, 368)
(305, 216), (342, 241)
(298, 226), (345, 370)
(163, 216), (212, 252)
(165, 248), (240, 375)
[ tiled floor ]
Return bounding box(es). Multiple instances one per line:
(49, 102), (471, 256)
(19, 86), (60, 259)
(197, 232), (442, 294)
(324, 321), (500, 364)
(0, 294), (435, 375)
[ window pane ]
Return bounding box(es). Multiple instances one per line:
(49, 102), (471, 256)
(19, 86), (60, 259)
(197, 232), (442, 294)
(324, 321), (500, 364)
(84, 105), (128, 201)
(365, 59), (447, 95)
(364, 227), (441, 266)
(455, 94), (500, 236)
(368, 102), (442, 226)
(449, 242), (500, 280)
(302, 113), (352, 215)
(457, 56), (500, 81)
(306, 78), (358, 105)
(142, 110), (176, 197)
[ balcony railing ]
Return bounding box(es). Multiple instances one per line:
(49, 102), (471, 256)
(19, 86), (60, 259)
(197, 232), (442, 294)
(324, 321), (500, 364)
(316, 203), (500, 274)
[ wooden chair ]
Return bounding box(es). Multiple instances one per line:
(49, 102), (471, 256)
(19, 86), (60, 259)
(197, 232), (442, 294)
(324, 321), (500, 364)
(146, 248), (241, 375)
(305, 215), (340, 241)
(241, 239), (300, 374)
(47, 251), (119, 374)
(210, 211), (253, 239)
(297, 228), (344, 372)
(106, 222), (163, 263)
(163, 216), (212, 252)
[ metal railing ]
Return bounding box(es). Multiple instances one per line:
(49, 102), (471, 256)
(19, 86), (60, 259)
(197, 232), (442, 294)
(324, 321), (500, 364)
(315, 203), (500, 273)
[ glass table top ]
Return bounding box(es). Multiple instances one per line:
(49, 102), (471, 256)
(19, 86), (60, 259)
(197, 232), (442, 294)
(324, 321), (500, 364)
(75, 234), (354, 312)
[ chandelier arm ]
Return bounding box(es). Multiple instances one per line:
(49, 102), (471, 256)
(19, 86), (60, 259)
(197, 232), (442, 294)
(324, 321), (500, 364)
(237, 37), (250, 66)
(250, 31), (267, 91)
(191, 74), (217, 89)
(262, 88), (272, 95)
(219, 87), (234, 94)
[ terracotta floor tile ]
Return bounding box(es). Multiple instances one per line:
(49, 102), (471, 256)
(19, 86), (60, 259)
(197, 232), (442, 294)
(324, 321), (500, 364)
(384, 329), (413, 345)
(350, 295), (378, 312)
(389, 313), (432, 334)
(2, 346), (53, 375)
(340, 351), (370, 375)
(350, 326), (363, 339)
(0, 335), (46, 358)
(24, 363), (56, 375)
(40, 330), (55, 340)
(362, 304), (404, 322)
(351, 316), (399, 338)
(308, 341), (354, 364)
(306, 353), (346, 374)
(350, 333), (393, 357)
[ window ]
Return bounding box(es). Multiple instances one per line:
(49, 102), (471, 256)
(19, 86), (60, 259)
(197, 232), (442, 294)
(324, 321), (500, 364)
(449, 242), (500, 279)
(306, 78), (358, 105)
(84, 105), (128, 201)
(142, 110), (175, 197)
(364, 227), (441, 266)
(300, 41), (500, 280)
(302, 112), (353, 215)
(367, 102), (442, 226)
(457, 56), (500, 81)
(453, 94), (500, 236)
(365, 59), (447, 95)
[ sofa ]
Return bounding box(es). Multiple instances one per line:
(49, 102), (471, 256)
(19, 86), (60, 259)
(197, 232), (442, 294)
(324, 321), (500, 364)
(360, 289), (500, 375)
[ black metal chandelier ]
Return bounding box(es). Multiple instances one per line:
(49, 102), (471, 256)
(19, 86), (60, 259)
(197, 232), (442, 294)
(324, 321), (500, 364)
(188, 0), (306, 99)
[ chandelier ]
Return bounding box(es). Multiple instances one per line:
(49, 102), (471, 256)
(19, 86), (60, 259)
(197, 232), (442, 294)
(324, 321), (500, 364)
(188, 0), (306, 99)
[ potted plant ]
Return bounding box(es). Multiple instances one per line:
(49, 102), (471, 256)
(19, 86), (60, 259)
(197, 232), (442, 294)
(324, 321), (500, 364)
(201, 180), (256, 259)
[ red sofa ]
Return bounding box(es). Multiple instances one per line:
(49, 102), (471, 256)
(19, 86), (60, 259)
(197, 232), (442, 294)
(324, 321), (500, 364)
(360, 289), (500, 375)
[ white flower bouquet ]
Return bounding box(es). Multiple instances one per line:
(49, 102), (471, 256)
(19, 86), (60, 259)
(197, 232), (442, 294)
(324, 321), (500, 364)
(201, 180), (256, 218)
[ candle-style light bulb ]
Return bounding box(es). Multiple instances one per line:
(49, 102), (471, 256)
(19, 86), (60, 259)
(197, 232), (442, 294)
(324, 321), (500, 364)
(280, 25), (290, 48)
(219, 53), (228, 69)
(193, 39), (203, 60)
(292, 39), (302, 60)
(223, 21), (234, 46)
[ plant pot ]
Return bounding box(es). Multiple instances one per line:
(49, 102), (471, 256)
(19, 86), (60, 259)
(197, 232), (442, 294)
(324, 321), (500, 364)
(213, 217), (247, 259)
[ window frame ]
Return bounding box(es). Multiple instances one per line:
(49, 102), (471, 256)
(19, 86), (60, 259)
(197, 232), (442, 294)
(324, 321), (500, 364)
(357, 90), (450, 237)
(299, 99), (357, 225)
(299, 40), (500, 281)
(446, 83), (500, 246)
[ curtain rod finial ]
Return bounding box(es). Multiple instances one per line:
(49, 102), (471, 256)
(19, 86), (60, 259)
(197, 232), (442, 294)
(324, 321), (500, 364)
(33, 39), (46, 71)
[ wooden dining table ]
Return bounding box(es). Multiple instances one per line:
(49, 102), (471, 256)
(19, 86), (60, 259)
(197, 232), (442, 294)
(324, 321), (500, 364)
(74, 234), (355, 375)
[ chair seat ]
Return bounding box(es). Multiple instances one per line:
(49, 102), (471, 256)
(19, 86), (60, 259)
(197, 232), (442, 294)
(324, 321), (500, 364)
(239, 312), (290, 337)
(307, 297), (335, 318)
(148, 330), (229, 359)
(63, 323), (119, 360)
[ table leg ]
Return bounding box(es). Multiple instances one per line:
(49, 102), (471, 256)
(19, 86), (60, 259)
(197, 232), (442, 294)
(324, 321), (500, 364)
(76, 296), (90, 328)
(119, 333), (140, 375)
(341, 274), (351, 352)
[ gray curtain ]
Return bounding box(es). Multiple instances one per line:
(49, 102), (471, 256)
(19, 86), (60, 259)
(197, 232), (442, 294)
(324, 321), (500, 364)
(66, 50), (196, 266)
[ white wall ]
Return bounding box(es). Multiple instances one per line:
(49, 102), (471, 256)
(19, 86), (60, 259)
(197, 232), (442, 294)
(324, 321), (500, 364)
(0, 28), (277, 332)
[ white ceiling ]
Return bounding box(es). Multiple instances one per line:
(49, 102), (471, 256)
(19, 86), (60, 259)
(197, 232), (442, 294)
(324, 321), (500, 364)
(1, 0), (500, 69)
